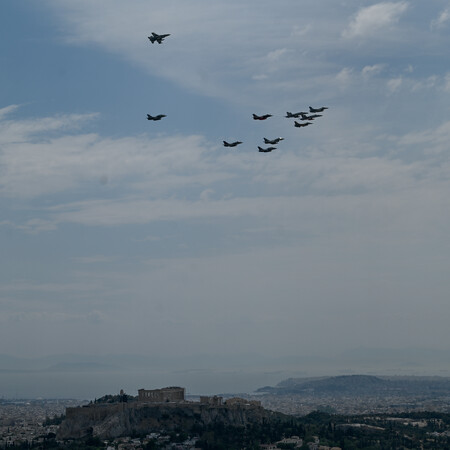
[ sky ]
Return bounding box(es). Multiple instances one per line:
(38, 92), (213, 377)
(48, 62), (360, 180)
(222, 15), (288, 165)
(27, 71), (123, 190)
(2, 0), (450, 395)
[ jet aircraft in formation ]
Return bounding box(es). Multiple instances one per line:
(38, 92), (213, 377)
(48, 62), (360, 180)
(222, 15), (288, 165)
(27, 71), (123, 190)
(294, 121), (313, 127)
(148, 32), (170, 44)
(264, 137), (284, 145)
(223, 141), (243, 147)
(224, 105), (329, 151)
(309, 106), (328, 113)
(253, 114), (273, 120)
(147, 31), (329, 152)
(258, 146), (276, 153)
(147, 114), (166, 121)
(285, 112), (307, 118)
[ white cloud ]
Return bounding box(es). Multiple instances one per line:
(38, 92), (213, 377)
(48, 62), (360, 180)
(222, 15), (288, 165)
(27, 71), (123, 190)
(431, 7), (450, 29)
(411, 75), (438, 92)
(265, 48), (289, 63)
(290, 24), (312, 37)
(396, 120), (450, 154)
(4, 105), (450, 234)
(343, 2), (409, 39)
(0, 109), (223, 199)
(0, 111), (99, 145)
(0, 104), (20, 119)
(336, 67), (354, 87)
(387, 76), (403, 92)
(40, 1), (354, 107)
(362, 64), (386, 77)
(40, 0), (445, 115)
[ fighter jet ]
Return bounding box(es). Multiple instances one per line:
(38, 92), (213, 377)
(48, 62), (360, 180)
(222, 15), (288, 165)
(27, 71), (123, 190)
(223, 141), (243, 147)
(258, 146), (276, 153)
(148, 33), (170, 44)
(309, 106), (328, 113)
(294, 121), (313, 127)
(147, 114), (166, 121)
(285, 112), (307, 118)
(308, 114), (323, 119)
(264, 137), (284, 145)
(253, 114), (272, 120)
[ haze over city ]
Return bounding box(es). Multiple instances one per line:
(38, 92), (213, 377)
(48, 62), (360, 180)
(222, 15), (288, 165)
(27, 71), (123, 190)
(2, 0), (450, 398)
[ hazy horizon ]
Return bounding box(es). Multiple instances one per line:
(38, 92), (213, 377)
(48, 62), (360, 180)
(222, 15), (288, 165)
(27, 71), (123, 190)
(2, 347), (450, 399)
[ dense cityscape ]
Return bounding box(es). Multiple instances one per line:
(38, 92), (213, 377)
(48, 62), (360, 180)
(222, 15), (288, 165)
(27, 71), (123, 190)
(2, 376), (450, 449)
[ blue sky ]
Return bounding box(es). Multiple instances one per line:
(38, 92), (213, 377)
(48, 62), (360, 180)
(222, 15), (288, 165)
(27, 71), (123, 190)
(2, 0), (450, 378)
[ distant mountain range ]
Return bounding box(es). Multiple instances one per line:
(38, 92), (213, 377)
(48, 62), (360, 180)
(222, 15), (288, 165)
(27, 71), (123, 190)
(257, 374), (450, 396)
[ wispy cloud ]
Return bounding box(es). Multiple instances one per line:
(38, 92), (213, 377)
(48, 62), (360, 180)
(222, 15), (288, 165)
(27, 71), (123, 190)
(40, 1), (355, 107)
(431, 6), (450, 29)
(362, 64), (386, 77)
(343, 2), (409, 39)
(41, 0), (447, 115)
(336, 67), (354, 88)
(0, 109), (98, 145)
(3, 103), (450, 234)
(396, 120), (450, 154)
(0, 108), (223, 199)
(387, 76), (403, 92)
(0, 104), (20, 119)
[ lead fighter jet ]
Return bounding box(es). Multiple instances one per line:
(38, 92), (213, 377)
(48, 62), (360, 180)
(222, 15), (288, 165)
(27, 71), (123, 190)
(309, 106), (328, 113)
(148, 32), (170, 44)
(147, 114), (166, 121)
(264, 137), (284, 145)
(258, 146), (276, 153)
(223, 141), (242, 147)
(253, 113), (272, 120)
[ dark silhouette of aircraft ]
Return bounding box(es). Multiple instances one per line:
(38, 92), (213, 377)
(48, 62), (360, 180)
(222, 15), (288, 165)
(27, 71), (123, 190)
(253, 114), (272, 120)
(298, 112), (309, 119)
(309, 106), (328, 113)
(258, 146), (276, 152)
(285, 112), (307, 118)
(264, 137), (284, 145)
(147, 114), (166, 121)
(294, 121), (313, 127)
(223, 141), (243, 147)
(148, 33), (170, 44)
(308, 114), (323, 119)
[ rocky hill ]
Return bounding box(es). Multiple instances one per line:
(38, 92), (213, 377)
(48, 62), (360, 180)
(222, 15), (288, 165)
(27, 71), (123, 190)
(57, 401), (287, 440)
